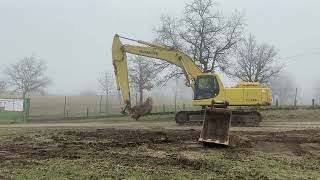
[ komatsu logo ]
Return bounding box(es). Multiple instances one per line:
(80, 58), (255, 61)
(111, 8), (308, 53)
(139, 50), (158, 56)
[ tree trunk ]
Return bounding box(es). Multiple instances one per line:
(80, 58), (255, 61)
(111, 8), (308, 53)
(106, 92), (109, 113)
(139, 88), (143, 105)
(22, 91), (27, 99)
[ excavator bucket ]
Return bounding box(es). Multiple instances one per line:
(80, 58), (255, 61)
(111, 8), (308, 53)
(128, 98), (153, 120)
(199, 109), (232, 146)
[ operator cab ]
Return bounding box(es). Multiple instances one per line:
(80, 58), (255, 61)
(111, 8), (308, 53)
(194, 75), (219, 100)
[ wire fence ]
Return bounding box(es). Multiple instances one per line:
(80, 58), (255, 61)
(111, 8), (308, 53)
(28, 95), (199, 120)
(23, 92), (320, 121)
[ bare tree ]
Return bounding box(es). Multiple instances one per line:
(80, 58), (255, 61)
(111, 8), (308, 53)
(98, 71), (114, 107)
(4, 56), (51, 98)
(155, 0), (245, 83)
(225, 34), (283, 83)
(0, 80), (6, 94)
(129, 57), (158, 105)
(269, 73), (296, 105)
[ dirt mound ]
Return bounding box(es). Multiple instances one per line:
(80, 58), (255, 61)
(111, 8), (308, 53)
(0, 128), (200, 162)
(62, 128), (199, 146)
(1, 128), (319, 163)
(247, 129), (320, 155)
(229, 134), (251, 147)
(248, 129), (320, 144)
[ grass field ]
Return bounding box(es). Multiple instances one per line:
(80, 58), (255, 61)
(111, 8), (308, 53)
(261, 108), (320, 122)
(0, 109), (319, 179)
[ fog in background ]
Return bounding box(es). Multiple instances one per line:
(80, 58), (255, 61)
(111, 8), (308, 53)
(0, 0), (319, 104)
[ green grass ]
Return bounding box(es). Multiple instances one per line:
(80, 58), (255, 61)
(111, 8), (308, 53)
(261, 109), (320, 122)
(2, 150), (319, 179)
(0, 108), (25, 123)
(2, 159), (203, 180)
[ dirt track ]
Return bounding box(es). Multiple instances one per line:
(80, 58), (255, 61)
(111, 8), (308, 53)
(1, 120), (320, 131)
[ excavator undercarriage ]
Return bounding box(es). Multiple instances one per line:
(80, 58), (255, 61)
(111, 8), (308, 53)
(175, 109), (262, 127)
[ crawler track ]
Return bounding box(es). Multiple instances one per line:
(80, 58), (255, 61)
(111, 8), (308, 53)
(175, 110), (262, 127)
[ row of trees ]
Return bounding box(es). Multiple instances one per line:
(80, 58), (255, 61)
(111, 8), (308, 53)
(118, 0), (318, 106)
(0, 54), (154, 105)
(0, 0), (315, 106)
(123, 0), (285, 105)
(0, 53), (299, 106)
(154, 0), (282, 84)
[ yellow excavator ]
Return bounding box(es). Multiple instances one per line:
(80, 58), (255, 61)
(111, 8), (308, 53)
(112, 34), (272, 145)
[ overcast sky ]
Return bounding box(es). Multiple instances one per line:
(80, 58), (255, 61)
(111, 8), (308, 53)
(0, 0), (319, 98)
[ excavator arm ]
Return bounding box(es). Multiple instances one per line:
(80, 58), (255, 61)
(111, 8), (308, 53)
(112, 34), (202, 111)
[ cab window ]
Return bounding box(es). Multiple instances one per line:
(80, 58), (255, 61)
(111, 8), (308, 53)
(194, 76), (219, 100)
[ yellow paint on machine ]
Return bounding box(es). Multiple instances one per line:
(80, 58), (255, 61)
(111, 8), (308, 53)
(193, 84), (271, 106)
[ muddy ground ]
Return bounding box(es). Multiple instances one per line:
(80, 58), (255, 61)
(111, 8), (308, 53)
(0, 118), (319, 179)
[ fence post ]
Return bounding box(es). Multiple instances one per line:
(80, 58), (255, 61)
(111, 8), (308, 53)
(64, 96), (67, 117)
(183, 104), (185, 111)
(294, 88), (298, 108)
(174, 96), (177, 113)
(312, 99), (315, 109)
(99, 95), (102, 114)
(66, 110), (69, 117)
(86, 107), (89, 117)
(163, 104), (165, 113)
(23, 98), (30, 122)
(135, 93), (138, 106)
(276, 99), (279, 109)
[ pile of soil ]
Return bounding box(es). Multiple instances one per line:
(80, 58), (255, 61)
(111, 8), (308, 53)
(229, 134), (251, 147)
(129, 97), (152, 120)
(0, 128), (319, 164)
